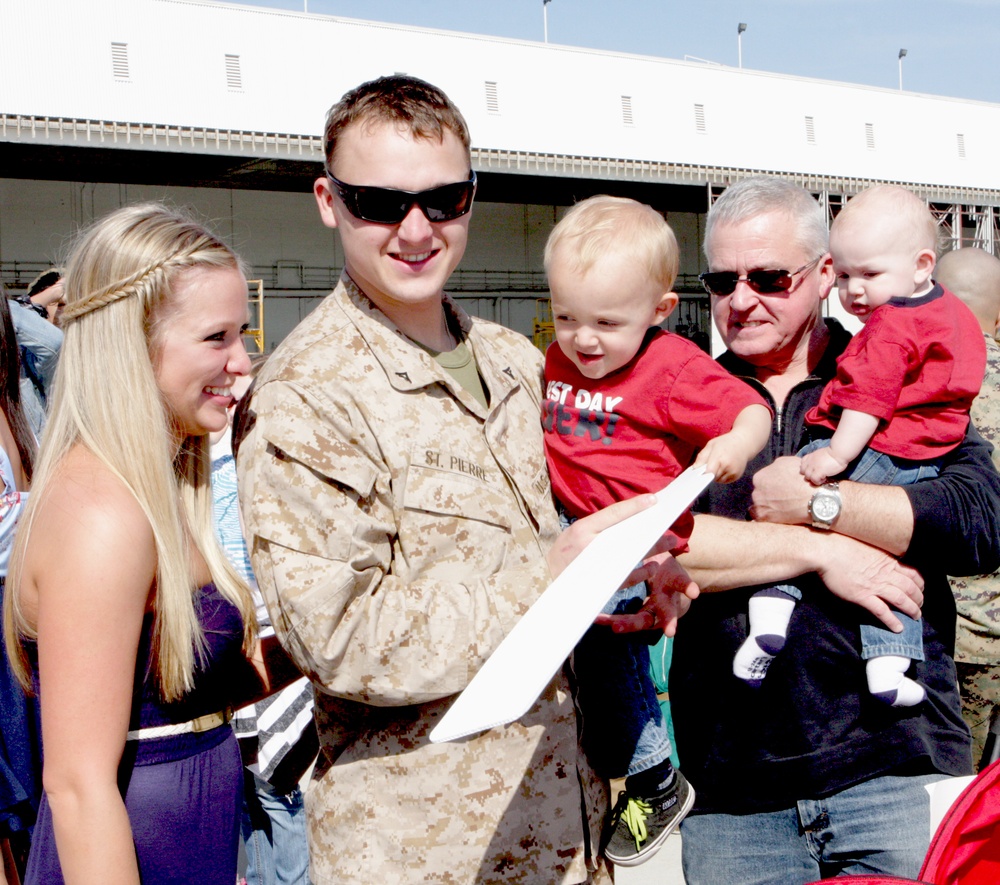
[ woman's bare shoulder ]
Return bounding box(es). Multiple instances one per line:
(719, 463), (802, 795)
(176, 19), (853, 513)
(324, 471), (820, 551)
(31, 446), (156, 575)
(50, 445), (146, 509)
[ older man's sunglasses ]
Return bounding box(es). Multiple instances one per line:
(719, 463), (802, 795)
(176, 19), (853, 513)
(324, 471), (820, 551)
(699, 255), (824, 297)
(325, 170), (477, 224)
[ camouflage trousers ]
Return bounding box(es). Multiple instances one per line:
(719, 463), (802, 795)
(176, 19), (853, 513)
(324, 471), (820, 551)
(955, 661), (1000, 769)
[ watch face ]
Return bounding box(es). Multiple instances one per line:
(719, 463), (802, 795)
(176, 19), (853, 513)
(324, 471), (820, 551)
(813, 493), (840, 522)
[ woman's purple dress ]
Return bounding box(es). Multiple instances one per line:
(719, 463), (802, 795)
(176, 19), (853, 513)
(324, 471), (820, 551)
(25, 584), (246, 884)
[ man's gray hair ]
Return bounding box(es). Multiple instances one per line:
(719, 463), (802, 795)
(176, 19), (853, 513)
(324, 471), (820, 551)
(704, 177), (829, 261)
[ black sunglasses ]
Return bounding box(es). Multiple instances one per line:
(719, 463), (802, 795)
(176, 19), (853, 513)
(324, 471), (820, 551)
(699, 255), (825, 297)
(325, 170), (477, 224)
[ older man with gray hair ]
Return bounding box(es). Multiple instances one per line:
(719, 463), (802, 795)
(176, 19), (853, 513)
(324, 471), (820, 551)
(665, 178), (1000, 883)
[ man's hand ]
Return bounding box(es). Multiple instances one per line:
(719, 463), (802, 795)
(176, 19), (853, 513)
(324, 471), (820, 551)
(546, 494), (657, 579)
(814, 532), (924, 631)
(753, 454), (915, 557)
(30, 279), (66, 324)
(750, 456), (814, 525)
(598, 533), (699, 637)
(751, 458), (923, 629)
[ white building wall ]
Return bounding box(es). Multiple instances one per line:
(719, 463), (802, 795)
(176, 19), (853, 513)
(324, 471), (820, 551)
(2, 0), (998, 192)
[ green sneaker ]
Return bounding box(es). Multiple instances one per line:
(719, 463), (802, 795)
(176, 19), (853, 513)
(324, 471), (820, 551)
(603, 771), (694, 867)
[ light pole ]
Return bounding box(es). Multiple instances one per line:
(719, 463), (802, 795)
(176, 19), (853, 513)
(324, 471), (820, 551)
(543, 0), (552, 44)
(898, 48), (907, 91)
(737, 23), (747, 69)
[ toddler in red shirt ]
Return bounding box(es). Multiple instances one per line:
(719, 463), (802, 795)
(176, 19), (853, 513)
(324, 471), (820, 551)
(542, 195), (771, 867)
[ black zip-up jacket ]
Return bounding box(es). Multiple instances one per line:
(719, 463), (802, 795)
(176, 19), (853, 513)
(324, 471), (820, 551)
(672, 319), (1000, 813)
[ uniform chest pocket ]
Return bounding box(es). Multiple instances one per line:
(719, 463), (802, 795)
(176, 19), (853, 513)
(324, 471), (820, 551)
(400, 453), (513, 580)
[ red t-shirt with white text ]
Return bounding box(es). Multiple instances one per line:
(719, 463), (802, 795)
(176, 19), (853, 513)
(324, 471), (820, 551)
(543, 327), (768, 546)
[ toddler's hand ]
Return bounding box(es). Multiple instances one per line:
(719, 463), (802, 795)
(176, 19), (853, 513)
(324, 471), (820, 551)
(694, 436), (747, 484)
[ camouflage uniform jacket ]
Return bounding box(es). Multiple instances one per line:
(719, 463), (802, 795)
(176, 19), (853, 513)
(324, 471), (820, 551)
(237, 276), (609, 884)
(950, 333), (1000, 664)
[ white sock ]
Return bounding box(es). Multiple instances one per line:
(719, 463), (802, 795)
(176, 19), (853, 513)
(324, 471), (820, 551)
(733, 594), (797, 683)
(866, 655), (926, 707)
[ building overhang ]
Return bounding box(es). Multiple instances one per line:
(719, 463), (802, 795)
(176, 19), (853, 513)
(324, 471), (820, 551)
(5, 113), (1000, 209)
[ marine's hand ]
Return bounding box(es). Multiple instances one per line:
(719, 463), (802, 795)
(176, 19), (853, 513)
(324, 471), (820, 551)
(598, 533), (699, 637)
(545, 494), (657, 579)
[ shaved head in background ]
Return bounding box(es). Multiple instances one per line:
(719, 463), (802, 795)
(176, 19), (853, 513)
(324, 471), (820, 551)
(936, 247), (1000, 336)
(936, 245), (1000, 767)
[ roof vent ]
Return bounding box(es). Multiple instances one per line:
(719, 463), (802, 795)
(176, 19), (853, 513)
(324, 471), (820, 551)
(111, 42), (130, 81)
(485, 81), (500, 115)
(621, 96), (634, 127)
(225, 54), (243, 91)
(805, 116), (816, 145)
(865, 122), (875, 150)
(957, 133), (966, 159)
(694, 103), (706, 133)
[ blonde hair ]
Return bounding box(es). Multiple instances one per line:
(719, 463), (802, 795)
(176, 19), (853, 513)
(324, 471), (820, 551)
(5, 203), (255, 700)
(834, 185), (939, 256)
(544, 195), (679, 292)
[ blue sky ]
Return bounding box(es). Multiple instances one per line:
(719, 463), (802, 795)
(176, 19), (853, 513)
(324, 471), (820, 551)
(216, 0), (1000, 104)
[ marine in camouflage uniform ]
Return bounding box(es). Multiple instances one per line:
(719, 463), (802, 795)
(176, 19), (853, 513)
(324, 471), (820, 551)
(236, 276), (610, 884)
(949, 332), (1000, 767)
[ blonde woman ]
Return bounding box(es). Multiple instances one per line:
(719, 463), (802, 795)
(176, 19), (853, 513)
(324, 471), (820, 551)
(3, 204), (286, 884)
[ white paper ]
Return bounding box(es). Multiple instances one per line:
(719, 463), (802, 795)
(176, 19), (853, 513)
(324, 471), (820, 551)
(430, 466), (713, 743)
(926, 775), (975, 837)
